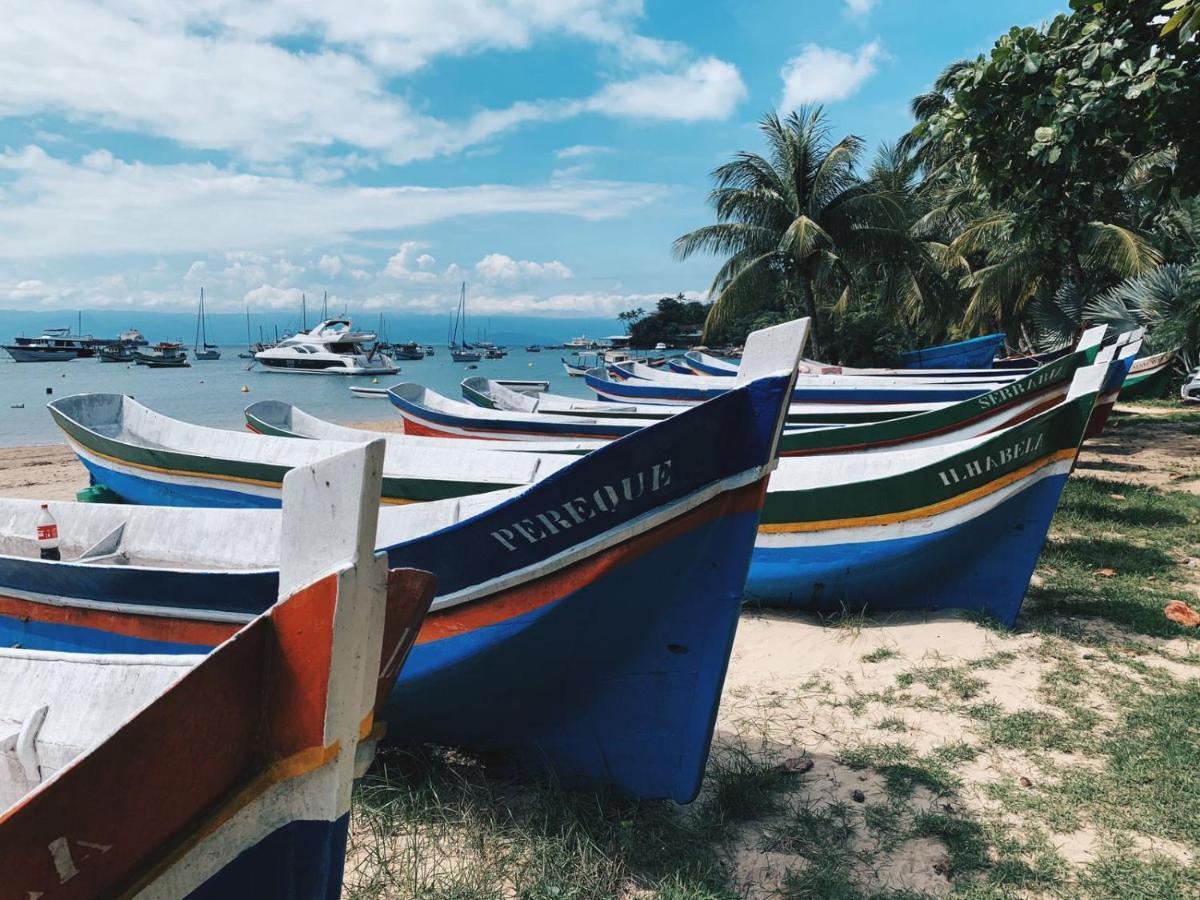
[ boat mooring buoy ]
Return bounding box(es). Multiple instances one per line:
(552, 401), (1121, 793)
(45, 387), (52, 395)
(372, 377), (379, 384)
(240, 385), (249, 393)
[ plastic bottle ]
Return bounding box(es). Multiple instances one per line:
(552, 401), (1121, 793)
(36, 504), (60, 561)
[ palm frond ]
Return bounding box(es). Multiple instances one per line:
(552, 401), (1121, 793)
(1081, 222), (1162, 277)
(1029, 281), (1084, 350)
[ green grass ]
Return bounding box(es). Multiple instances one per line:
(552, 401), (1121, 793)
(895, 664), (987, 701)
(860, 647), (900, 664)
(347, 747), (735, 899)
(700, 744), (799, 826)
(1025, 478), (1200, 637)
(837, 741), (977, 800)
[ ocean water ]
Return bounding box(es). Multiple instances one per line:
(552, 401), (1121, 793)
(0, 348), (599, 447)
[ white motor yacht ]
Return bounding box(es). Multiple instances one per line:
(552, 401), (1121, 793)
(255, 319), (400, 375)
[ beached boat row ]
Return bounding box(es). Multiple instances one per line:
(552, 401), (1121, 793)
(0, 316), (1179, 895)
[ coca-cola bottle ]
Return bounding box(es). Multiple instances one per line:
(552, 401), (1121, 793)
(37, 504), (60, 561)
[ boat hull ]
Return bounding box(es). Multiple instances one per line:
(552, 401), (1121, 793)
(901, 333), (1004, 369)
(748, 465), (1069, 626)
(2, 346), (78, 362)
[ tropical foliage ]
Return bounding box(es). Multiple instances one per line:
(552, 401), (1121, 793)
(676, 0), (1200, 367)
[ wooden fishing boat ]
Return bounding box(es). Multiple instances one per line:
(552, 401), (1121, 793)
(48, 394), (576, 507)
(561, 356), (589, 376)
(1085, 340), (1143, 438)
(900, 332), (1005, 369)
(463, 376), (945, 426)
(134, 342), (190, 368)
(459, 342), (1103, 455)
(245, 399), (606, 454)
(1118, 346), (1179, 400)
(668, 357), (700, 374)
(753, 362), (1107, 625)
(0, 441), (435, 899)
(1, 366), (799, 802)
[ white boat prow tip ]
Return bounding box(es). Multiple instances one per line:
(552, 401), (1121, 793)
(734, 317), (810, 384)
(1076, 324), (1108, 351)
(278, 439), (386, 599)
(1066, 361), (1109, 402)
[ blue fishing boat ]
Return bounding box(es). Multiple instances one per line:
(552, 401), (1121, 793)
(900, 332), (1005, 369)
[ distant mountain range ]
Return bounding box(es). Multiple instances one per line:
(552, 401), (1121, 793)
(0, 309), (625, 348)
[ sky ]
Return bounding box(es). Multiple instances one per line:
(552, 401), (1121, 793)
(0, 0), (1064, 325)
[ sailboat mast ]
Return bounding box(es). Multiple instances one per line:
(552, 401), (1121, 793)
(302, 293), (307, 331)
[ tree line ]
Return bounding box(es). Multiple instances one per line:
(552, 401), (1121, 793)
(661, 0), (1199, 367)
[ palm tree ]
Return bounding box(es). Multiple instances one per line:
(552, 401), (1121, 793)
(673, 107), (943, 359)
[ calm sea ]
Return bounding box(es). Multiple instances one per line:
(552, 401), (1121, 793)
(0, 348), (598, 447)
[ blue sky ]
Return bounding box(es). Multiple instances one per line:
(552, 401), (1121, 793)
(0, 0), (1062, 322)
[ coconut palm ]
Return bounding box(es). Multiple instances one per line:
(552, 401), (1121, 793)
(673, 107), (945, 359)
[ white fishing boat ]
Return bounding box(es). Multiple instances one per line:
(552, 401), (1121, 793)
(255, 318), (399, 375)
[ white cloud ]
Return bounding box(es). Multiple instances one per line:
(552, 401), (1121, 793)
(779, 42), (882, 108)
(586, 58), (746, 121)
(556, 144), (613, 159)
(475, 253), (573, 282)
(0, 146), (667, 258)
(384, 242), (440, 281)
(242, 283), (305, 309)
(359, 289), (701, 318)
(844, 0), (878, 16)
(317, 254), (343, 277)
(0, 3), (734, 164)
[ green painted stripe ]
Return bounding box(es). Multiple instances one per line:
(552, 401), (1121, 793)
(761, 390), (1093, 526)
(52, 406), (517, 503)
(777, 351), (1089, 454)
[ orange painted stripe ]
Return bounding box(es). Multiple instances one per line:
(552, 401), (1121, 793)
(0, 593), (240, 646)
(759, 449), (1078, 534)
(416, 478), (767, 643)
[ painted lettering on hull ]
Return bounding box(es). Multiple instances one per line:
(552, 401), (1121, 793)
(490, 460), (673, 551)
(937, 433), (1047, 487)
(975, 359), (1068, 410)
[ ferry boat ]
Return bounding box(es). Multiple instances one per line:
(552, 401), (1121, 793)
(255, 319), (399, 375)
(3, 328), (92, 362)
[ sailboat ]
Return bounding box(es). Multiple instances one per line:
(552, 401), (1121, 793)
(449, 282), (482, 362)
(193, 287), (220, 360)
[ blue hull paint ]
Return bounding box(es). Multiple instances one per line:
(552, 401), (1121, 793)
(77, 456), (281, 508)
(901, 333), (1004, 369)
(0, 616), (213, 654)
(0, 507), (761, 803)
(386, 508), (760, 802)
(746, 473), (1068, 626)
(185, 815), (349, 900)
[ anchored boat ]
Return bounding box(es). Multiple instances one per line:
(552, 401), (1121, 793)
(255, 319), (399, 375)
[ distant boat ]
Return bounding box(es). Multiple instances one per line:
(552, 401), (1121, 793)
(134, 341), (190, 368)
(424, 345), (436, 356)
(2, 328), (87, 362)
(255, 319), (399, 376)
(193, 287), (220, 360)
(98, 343), (135, 363)
(561, 357), (589, 377)
(525, 344), (541, 352)
(448, 283), (482, 362)
(391, 341), (426, 361)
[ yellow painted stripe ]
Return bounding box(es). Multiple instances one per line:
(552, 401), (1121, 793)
(74, 439), (417, 505)
(758, 449), (1077, 535)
